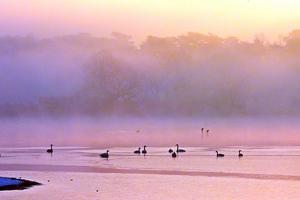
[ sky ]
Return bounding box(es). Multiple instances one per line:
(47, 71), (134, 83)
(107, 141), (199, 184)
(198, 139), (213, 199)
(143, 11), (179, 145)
(1, 0), (300, 42)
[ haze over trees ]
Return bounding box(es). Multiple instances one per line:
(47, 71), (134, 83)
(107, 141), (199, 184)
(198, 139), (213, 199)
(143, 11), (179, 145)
(1, 30), (300, 117)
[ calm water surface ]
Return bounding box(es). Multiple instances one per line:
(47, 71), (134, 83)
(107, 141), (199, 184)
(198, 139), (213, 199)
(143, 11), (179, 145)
(0, 146), (300, 200)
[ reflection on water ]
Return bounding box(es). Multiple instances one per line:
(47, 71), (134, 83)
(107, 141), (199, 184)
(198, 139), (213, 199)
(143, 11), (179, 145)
(1, 146), (300, 200)
(1, 117), (300, 147)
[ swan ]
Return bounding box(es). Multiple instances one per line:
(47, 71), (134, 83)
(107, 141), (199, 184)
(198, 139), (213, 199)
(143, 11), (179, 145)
(142, 145), (147, 155)
(47, 144), (53, 153)
(238, 150), (243, 157)
(216, 151), (224, 157)
(206, 129), (210, 135)
(168, 148), (173, 153)
(134, 147), (141, 154)
(100, 150), (109, 158)
(176, 144), (186, 153)
(172, 151), (177, 158)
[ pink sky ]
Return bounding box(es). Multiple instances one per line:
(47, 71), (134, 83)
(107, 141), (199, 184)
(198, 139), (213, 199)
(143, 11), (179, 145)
(1, 0), (300, 42)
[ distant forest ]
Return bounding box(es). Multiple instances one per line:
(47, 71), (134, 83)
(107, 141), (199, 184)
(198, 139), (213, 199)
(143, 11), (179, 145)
(1, 30), (300, 117)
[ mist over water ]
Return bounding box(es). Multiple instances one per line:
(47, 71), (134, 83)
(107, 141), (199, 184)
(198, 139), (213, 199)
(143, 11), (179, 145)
(1, 31), (300, 146)
(0, 117), (300, 147)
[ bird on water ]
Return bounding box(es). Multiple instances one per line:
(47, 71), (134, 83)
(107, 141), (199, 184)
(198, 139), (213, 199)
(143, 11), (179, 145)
(100, 150), (109, 158)
(238, 150), (243, 157)
(134, 147), (141, 154)
(206, 129), (210, 136)
(47, 144), (53, 153)
(172, 151), (177, 158)
(176, 144), (186, 153)
(216, 151), (224, 157)
(142, 145), (147, 155)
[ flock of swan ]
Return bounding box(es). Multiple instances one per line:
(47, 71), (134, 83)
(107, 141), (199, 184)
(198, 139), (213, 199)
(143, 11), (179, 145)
(45, 128), (244, 159)
(45, 127), (217, 157)
(46, 144), (244, 159)
(99, 145), (244, 158)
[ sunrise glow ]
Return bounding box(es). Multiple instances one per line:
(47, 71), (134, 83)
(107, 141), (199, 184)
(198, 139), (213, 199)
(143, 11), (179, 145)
(1, 0), (300, 42)
(1, 1), (300, 199)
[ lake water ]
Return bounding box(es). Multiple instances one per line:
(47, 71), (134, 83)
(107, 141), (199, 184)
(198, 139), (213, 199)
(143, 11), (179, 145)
(1, 146), (300, 199)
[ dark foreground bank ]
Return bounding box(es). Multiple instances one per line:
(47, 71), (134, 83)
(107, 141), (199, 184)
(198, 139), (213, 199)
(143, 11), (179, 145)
(0, 177), (41, 191)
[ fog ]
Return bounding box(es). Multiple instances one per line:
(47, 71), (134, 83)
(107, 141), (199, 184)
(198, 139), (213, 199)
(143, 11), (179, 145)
(1, 117), (300, 147)
(1, 31), (300, 146)
(1, 31), (300, 117)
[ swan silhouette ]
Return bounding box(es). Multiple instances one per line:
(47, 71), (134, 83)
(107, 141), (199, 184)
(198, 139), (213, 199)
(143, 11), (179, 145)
(134, 147), (141, 154)
(100, 150), (109, 158)
(142, 145), (147, 155)
(238, 150), (243, 157)
(206, 129), (210, 135)
(172, 151), (177, 158)
(216, 151), (224, 157)
(176, 144), (186, 153)
(47, 144), (53, 153)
